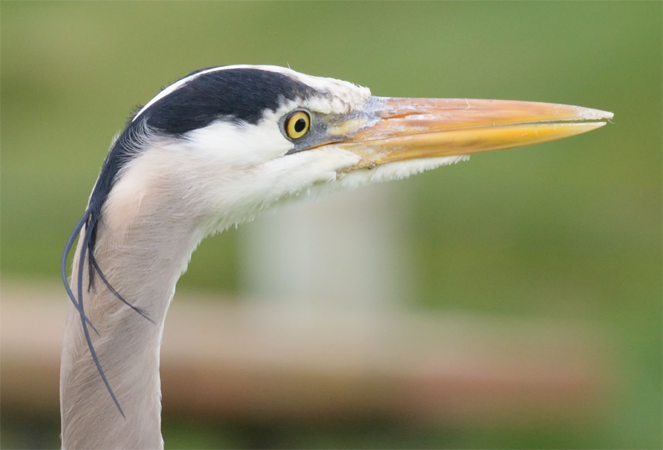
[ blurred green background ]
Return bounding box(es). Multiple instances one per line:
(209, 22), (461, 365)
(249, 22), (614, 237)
(2, 1), (660, 448)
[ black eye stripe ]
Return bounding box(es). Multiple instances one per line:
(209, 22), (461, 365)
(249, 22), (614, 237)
(144, 69), (317, 134)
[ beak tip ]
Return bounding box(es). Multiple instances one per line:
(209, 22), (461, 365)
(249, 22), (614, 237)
(578, 106), (614, 121)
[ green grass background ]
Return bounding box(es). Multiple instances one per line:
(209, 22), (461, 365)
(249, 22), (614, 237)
(2, 1), (661, 448)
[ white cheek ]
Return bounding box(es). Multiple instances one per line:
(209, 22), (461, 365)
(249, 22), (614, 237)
(183, 120), (293, 167)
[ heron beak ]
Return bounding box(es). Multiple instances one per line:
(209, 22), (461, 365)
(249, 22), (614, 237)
(334, 97), (613, 170)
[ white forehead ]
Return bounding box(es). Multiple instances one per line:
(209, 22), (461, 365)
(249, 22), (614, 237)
(133, 65), (372, 122)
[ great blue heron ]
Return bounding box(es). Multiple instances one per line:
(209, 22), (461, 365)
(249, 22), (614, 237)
(60, 65), (612, 449)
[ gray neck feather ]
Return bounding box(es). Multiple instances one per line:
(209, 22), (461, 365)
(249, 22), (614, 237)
(60, 167), (204, 449)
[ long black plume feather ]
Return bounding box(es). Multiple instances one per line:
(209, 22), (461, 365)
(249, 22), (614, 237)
(75, 220), (125, 418)
(61, 209), (98, 335)
(88, 252), (154, 323)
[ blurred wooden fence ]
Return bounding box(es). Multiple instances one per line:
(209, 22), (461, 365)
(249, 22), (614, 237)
(2, 279), (610, 425)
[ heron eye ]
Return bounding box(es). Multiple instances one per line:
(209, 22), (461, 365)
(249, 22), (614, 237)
(285, 111), (311, 139)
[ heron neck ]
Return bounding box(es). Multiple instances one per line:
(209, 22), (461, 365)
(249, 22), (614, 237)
(60, 203), (203, 449)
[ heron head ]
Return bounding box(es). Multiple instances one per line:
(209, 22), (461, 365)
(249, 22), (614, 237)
(94, 65), (612, 234)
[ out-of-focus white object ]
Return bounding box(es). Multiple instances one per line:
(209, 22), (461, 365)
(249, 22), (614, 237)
(240, 183), (412, 311)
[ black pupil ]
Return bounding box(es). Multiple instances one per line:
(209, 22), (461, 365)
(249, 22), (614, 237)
(294, 118), (307, 133)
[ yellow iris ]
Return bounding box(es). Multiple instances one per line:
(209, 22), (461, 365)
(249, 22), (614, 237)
(285, 111), (311, 139)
